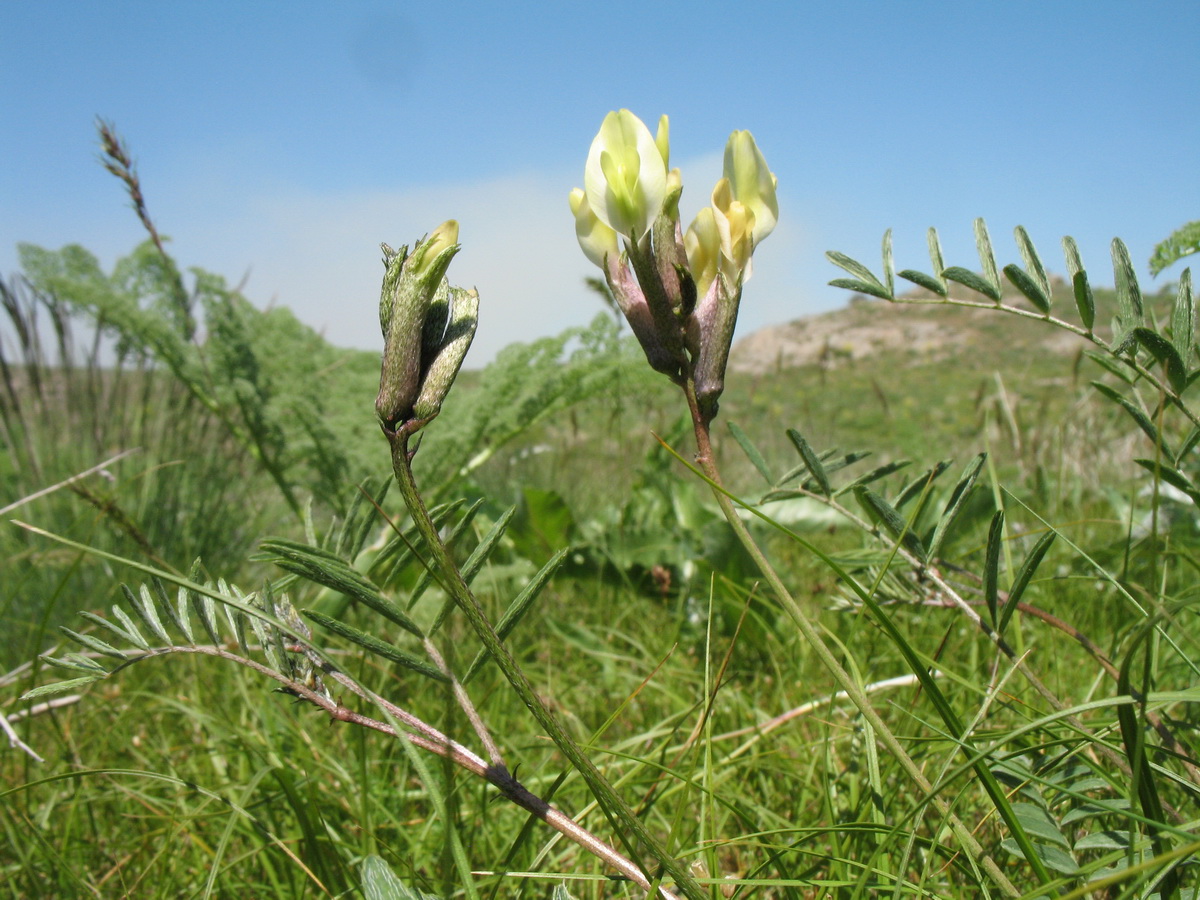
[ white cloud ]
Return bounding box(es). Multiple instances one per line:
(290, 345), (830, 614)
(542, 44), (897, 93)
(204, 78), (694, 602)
(136, 152), (821, 367)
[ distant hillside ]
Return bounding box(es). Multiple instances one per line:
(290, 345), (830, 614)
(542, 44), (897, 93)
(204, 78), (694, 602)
(728, 278), (1171, 375)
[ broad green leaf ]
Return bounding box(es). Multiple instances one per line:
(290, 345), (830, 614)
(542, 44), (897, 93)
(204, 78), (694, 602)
(1073, 830), (1133, 852)
(974, 217), (1001, 299)
(787, 429), (831, 496)
(1003, 264), (1051, 314)
(1061, 799), (1131, 826)
(897, 269), (948, 297)
(1112, 237), (1144, 321)
(1171, 268), (1194, 365)
(1000, 839), (1080, 876)
(828, 277), (892, 300)
(728, 421), (773, 484)
(998, 531), (1056, 634)
(360, 855), (438, 900)
(1014, 226), (1051, 301)
(927, 453), (985, 561)
(826, 250), (887, 293)
(983, 509), (1005, 627)
(304, 609), (448, 682)
(1133, 327), (1187, 392)
(942, 266), (1001, 302)
(1011, 802), (1070, 848)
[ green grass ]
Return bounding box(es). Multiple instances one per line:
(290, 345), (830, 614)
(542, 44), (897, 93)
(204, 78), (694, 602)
(4, 263), (1199, 899)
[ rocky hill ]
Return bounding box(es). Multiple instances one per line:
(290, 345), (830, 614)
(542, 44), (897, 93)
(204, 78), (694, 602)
(728, 282), (1109, 376)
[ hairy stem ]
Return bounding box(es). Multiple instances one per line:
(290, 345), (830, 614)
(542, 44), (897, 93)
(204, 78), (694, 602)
(387, 430), (700, 900)
(682, 380), (1024, 898)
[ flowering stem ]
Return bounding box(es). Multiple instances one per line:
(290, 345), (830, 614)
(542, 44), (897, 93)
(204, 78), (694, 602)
(682, 379), (1022, 898)
(386, 430), (701, 900)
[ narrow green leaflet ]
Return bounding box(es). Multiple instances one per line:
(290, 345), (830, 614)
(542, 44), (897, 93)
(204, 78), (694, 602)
(463, 547), (569, 683)
(1112, 237), (1144, 321)
(894, 460), (953, 510)
(303, 609), (448, 682)
(1132, 459), (1200, 504)
(829, 277), (892, 301)
(926, 453), (985, 561)
(983, 509), (1005, 627)
(1132, 327), (1187, 393)
(1061, 236), (1095, 330)
(897, 268), (948, 297)
(1171, 268), (1194, 365)
(1014, 226), (1051, 302)
(1084, 350), (1133, 385)
(787, 428), (831, 496)
(927, 227), (946, 294)
(263, 538), (423, 637)
(1091, 382), (1174, 460)
(974, 217), (1000, 298)
(826, 250), (889, 296)
(998, 531), (1056, 634)
(126, 583), (170, 645)
(881, 228), (895, 296)
(58, 627), (127, 660)
(40, 653), (108, 675)
(942, 266), (1001, 302)
(20, 676), (104, 702)
(838, 460), (912, 495)
(78, 610), (148, 652)
(728, 420), (773, 484)
(853, 486), (925, 559)
(1003, 264), (1051, 315)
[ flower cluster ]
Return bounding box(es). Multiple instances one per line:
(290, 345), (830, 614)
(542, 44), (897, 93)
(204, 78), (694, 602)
(570, 110), (777, 421)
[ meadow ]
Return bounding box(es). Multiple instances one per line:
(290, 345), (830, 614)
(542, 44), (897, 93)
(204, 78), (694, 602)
(2, 131), (1200, 899)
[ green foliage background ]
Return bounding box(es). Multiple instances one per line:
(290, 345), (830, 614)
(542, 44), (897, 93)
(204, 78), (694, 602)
(3, 215), (1200, 899)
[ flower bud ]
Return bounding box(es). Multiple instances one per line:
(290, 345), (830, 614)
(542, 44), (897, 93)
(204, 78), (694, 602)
(412, 287), (479, 421)
(376, 221), (462, 430)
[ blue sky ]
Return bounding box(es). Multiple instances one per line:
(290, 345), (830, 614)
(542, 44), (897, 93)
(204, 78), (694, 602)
(3, 1), (1198, 364)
